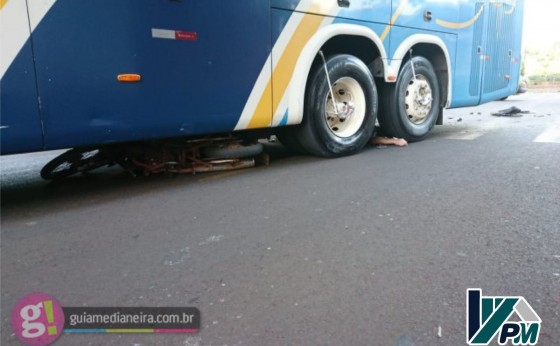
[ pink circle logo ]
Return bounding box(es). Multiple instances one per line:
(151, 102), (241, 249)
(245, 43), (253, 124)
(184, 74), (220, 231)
(11, 293), (65, 346)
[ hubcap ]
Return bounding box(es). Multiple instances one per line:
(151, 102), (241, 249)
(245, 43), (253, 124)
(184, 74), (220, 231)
(404, 74), (433, 124)
(324, 77), (366, 138)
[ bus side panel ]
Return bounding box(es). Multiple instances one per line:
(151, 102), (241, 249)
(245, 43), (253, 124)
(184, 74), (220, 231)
(28, 1), (271, 151)
(450, 0), (524, 107)
(0, 0), (44, 157)
(480, 0), (524, 103)
(272, 0), (391, 24)
(0, 41), (44, 155)
(389, 0), (460, 45)
(337, 1), (391, 24)
(450, 1), (487, 108)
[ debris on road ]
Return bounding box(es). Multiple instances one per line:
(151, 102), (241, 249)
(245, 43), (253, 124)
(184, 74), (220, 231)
(491, 106), (531, 117)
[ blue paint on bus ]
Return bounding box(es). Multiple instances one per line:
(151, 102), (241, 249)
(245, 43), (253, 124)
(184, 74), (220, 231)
(1, 0), (524, 155)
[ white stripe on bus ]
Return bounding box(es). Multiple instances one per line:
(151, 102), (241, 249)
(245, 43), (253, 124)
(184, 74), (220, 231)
(1, 0), (56, 79)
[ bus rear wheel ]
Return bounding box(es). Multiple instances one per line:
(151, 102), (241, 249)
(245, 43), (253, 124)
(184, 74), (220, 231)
(378, 56), (440, 142)
(296, 54), (377, 157)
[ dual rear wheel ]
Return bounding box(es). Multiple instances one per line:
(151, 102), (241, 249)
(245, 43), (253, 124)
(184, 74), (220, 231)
(279, 55), (440, 156)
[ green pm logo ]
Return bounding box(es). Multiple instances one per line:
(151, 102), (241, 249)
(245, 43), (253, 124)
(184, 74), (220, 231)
(467, 289), (541, 345)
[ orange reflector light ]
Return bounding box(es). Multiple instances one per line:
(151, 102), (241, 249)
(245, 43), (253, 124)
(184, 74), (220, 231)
(117, 74), (141, 82)
(387, 75), (397, 82)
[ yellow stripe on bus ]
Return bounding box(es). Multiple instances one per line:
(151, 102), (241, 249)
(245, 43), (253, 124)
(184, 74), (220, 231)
(247, 11), (326, 128)
(436, 5), (484, 29)
(269, 14), (325, 122)
(380, 0), (408, 42)
(246, 79), (273, 128)
(0, 0), (9, 10)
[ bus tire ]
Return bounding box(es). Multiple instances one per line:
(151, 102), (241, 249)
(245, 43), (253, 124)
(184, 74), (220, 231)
(276, 127), (309, 154)
(297, 54), (377, 157)
(378, 56), (440, 142)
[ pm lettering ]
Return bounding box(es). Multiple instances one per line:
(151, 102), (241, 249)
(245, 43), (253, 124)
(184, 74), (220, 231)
(499, 323), (540, 345)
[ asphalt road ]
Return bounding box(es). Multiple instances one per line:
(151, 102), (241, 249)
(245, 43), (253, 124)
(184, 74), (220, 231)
(2, 92), (560, 346)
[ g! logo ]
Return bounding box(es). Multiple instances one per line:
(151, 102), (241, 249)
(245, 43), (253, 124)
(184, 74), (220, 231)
(20, 303), (46, 338)
(11, 293), (64, 346)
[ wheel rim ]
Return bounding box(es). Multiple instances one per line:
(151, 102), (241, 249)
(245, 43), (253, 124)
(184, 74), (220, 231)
(404, 74), (433, 125)
(324, 77), (366, 138)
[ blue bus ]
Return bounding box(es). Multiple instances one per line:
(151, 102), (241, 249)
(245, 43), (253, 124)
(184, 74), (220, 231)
(1, 0), (524, 177)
